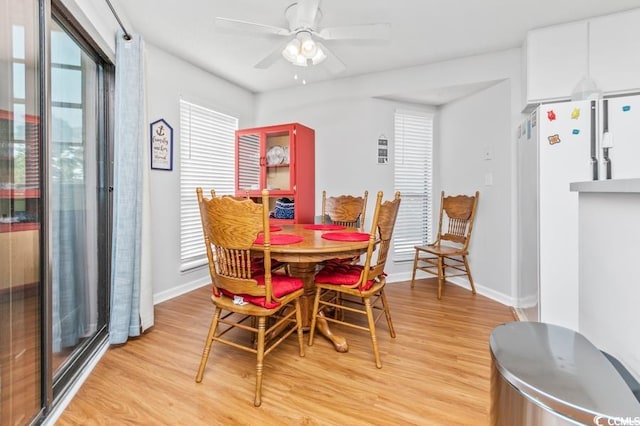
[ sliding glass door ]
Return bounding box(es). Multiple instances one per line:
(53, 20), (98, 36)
(1, 1), (43, 423)
(0, 0), (112, 423)
(49, 8), (111, 389)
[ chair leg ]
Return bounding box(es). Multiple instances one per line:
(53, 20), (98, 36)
(437, 256), (445, 300)
(196, 307), (221, 383)
(463, 255), (476, 294)
(364, 297), (382, 369)
(380, 288), (396, 338)
(294, 299), (305, 357)
(254, 316), (266, 407)
(308, 287), (322, 346)
(410, 248), (420, 288)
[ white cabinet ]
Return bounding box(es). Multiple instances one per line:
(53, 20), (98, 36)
(590, 8), (640, 95)
(525, 21), (588, 105)
(524, 8), (640, 108)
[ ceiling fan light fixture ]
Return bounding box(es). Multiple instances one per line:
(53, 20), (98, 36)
(281, 31), (327, 67)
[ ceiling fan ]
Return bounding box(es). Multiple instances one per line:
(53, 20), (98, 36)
(215, 0), (391, 74)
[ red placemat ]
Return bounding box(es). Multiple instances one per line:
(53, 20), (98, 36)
(303, 224), (346, 231)
(321, 232), (370, 242)
(269, 225), (282, 232)
(254, 234), (303, 245)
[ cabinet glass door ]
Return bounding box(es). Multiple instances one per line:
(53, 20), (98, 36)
(237, 132), (260, 193)
(264, 130), (292, 193)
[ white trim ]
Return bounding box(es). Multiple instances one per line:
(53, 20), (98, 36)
(386, 272), (515, 307)
(153, 276), (210, 305)
(59, 0), (116, 61)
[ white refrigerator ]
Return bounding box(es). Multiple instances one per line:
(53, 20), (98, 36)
(517, 94), (640, 329)
(517, 99), (596, 330)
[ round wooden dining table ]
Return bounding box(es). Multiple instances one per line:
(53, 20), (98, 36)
(252, 223), (373, 352)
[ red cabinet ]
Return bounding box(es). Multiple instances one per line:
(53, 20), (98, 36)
(235, 123), (315, 224)
(1, 110), (41, 290)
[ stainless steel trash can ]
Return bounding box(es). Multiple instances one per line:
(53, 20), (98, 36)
(490, 322), (640, 425)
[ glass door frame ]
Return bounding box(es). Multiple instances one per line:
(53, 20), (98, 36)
(40, 0), (114, 419)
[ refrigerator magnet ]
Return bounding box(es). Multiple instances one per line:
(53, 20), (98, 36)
(547, 110), (556, 121)
(571, 108), (581, 119)
(622, 105), (631, 112)
(548, 134), (561, 145)
(572, 129), (580, 135)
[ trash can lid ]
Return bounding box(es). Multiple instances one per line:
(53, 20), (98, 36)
(490, 322), (640, 423)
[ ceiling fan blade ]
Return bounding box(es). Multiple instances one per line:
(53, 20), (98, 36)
(316, 42), (346, 75)
(254, 38), (292, 69)
(295, 0), (320, 28)
(318, 23), (391, 40)
(215, 17), (291, 37)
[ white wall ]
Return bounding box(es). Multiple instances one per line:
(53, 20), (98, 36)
(578, 192), (640, 379)
(437, 80), (514, 301)
(145, 44), (255, 302)
(256, 49), (521, 304)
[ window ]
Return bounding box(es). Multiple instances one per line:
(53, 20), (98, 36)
(179, 100), (238, 271)
(393, 109), (433, 261)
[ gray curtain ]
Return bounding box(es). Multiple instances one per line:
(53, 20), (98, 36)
(51, 34), (99, 353)
(110, 31), (153, 344)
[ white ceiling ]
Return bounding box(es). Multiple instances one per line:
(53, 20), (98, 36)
(118, 0), (640, 104)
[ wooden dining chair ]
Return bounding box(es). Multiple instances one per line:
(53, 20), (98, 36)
(309, 191), (401, 368)
(195, 188), (305, 407)
(411, 190), (479, 300)
(321, 190), (368, 228)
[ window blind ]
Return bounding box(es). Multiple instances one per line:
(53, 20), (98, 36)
(179, 99), (238, 271)
(393, 109), (433, 262)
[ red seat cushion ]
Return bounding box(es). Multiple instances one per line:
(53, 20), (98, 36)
(219, 274), (303, 309)
(315, 262), (375, 291)
(250, 258), (284, 276)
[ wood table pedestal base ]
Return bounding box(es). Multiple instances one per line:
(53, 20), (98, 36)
(287, 262), (349, 353)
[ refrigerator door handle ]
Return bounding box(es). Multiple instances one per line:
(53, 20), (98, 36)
(602, 99), (612, 180)
(590, 100), (599, 180)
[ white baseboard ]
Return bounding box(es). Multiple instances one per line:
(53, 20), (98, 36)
(386, 272), (516, 307)
(153, 277), (210, 305)
(155, 273), (516, 308)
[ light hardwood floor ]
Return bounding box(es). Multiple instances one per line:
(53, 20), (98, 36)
(57, 278), (515, 425)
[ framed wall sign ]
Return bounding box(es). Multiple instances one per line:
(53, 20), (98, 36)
(150, 118), (173, 170)
(377, 136), (389, 164)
